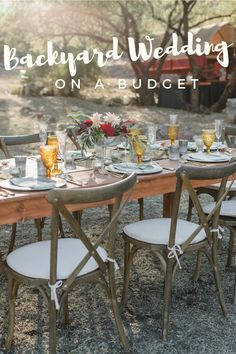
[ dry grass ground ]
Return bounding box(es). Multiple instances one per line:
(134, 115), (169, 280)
(0, 65), (235, 354)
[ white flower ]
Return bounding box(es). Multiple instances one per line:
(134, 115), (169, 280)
(91, 112), (102, 128)
(105, 112), (120, 127)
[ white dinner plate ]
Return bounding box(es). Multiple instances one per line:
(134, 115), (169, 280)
(106, 162), (163, 175)
(0, 177), (66, 191)
(187, 142), (226, 151)
(186, 152), (231, 163)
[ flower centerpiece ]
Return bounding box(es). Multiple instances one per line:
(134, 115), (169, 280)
(68, 111), (133, 150)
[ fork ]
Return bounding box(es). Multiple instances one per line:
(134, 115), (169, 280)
(98, 168), (122, 178)
(0, 188), (15, 196)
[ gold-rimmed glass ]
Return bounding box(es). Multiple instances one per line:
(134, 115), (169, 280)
(132, 135), (147, 165)
(167, 124), (179, 145)
(39, 145), (58, 177)
(202, 129), (216, 154)
(47, 134), (61, 174)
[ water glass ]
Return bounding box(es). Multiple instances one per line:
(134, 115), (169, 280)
(147, 125), (157, 146)
(168, 144), (179, 160)
(38, 118), (48, 145)
(94, 140), (105, 161)
(179, 139), (188, 156)
(36, 157), (47, 177)
(193, 135), (204, 152)
(169, 114), (178, 125)
(64, 151), (76, 171)
(15, 156), (27, 177)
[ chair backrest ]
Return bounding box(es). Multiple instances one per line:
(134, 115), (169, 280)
(46, 173), (137, 292)
(169, 161), (236, 253)
(0, 134), (40, 158)
(0, 138), (11, 158)
(223, 125), (236, 148)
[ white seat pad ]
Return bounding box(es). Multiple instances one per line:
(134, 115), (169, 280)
(204, 181), (236, 191)
(123, 218), (206, 245)
(203, 200), (236, 218)
(7, 239), (107, 280)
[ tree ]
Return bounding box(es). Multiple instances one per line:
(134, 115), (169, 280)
(148, 0), (236, 110)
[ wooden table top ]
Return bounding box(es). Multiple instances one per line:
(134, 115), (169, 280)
(0, 152), (235, 225)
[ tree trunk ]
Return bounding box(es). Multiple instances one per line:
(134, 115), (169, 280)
(136, 74), (155, 106)
(211, 65), (236, 112)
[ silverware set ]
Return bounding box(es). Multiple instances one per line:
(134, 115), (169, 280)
(0, 188), (15, 197)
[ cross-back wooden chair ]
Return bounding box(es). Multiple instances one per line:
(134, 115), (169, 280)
(0, 134), (45, 253)
(202, 196), (236, 271)
(4, 173), (137, 353)
(187, 125), (236, 222)
(121, 161), (236, 340)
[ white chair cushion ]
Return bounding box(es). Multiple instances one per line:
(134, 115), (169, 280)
(123, 218), (206, 245)
(6, 239), (107, 280)
(203, 181), (236, 191)
(203, 200), (236, 218)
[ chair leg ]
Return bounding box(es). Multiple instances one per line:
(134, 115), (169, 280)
(108, 266), (129, 352)
(138, 198), (144, 220)
(108, 205), (113, 220)
(193, 250), (202, 282)
(121, 241), (137, 308)
(233, 273), (236, 305)
(61, 293), (69, 325)
(8, 223), (17, 254)
(5, 277), (17, 349)
(212, 235), (228, 317)
(226, 228), (235, 268)
(58, 216), (65, 238)
(35, 218), (43, 241)
(187, 197), (194, 221)
(48, 300), (57, 354)
(162, 257), (173, 341)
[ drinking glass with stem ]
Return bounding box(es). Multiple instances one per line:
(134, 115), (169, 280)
(215, 119), (223, 153)
(132, 135), (147, 165)
(202, 129), (216, 154)
(147, 124), (157, 163)
(39, 145), (58, 177)
(167, 124), (179, 145)
(55, 124), (68, 172)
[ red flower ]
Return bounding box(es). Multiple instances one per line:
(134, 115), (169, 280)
(83, 119), (93, 126)
(120, 125), (129, 134)
(100, 123), (115, 137)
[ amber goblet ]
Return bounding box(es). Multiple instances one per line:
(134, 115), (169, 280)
(167, 124), (179, 145)
(132, 135), (147, 165)
(202, 129), (216, 154)
(39, 145), (58, 177)
(47, 134), (60, 174)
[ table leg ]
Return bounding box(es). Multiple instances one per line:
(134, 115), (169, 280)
(163, 193), (175, 218)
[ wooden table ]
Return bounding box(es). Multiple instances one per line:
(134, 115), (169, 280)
(0, 159), (231, 226)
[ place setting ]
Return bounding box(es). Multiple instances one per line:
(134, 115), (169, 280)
(183, 120), (233, 164)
